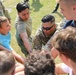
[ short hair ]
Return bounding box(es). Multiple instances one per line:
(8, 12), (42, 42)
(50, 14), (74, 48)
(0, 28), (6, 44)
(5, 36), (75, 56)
(51, 26), (76, 62)
(59, 0), (76, 2)
(0, 50), (15, 74)
(0, 16), (8, 28)
(16, 2), (29, 13)
(59, 0), (76, 6)
(41, 14), (55, 23)
(24, 51), (55, 75)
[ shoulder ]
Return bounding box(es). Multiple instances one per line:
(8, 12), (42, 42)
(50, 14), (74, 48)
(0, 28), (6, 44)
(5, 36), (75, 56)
(15, 19), (25, 28)
(16, 17), (23, 23)
(63, 20), (73, 29)
(36, 28), (44, 37)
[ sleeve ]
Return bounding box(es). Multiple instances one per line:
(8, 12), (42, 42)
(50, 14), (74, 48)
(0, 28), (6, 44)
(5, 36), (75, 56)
(33, 30), (42, 50)
(0, 32), (13, 51)
(63, 20), (72, 29)
(5, 45), (13, 50)
(17, 22), (26, 35)
(1, 42), (13, 51)
(44, 38), (52, 51)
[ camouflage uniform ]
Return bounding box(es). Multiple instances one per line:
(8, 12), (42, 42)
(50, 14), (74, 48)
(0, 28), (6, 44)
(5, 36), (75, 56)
(44, 18), (67, 51)
(33, 28), (56, 50)
(0, 0), (11, 20)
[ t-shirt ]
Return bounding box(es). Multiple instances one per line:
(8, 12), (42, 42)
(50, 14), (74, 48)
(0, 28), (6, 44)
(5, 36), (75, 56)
(63, 20), (76, 29)
(61, 63), (73, 75)
(15, 16), (32, 53)
(15, 16), (32, 39)
(0, 32), (13, 50)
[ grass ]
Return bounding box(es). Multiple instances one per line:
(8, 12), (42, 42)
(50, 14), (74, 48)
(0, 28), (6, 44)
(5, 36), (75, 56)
(3, 0), (63, 63)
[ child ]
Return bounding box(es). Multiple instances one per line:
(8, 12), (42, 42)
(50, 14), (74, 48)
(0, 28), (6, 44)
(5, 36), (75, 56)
(24, 51), (55, 75)
(0, 16), (24, 64)
(0, 50), (24, 75)
(51, 27), (76, 75)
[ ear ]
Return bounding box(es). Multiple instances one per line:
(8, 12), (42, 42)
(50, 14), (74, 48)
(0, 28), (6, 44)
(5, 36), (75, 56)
(72, 5), (76, 11)
(62, 54), (68, 60)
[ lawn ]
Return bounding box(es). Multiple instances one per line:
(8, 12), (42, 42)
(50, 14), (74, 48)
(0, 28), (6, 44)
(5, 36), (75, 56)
(3, 0), (63, 63)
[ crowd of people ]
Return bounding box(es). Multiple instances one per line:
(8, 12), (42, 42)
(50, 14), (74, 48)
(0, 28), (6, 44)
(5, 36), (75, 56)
(0, 0), (76, 75)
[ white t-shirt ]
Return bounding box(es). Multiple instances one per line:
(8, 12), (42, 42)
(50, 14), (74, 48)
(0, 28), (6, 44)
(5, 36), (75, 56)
(61, 63), (73, 75)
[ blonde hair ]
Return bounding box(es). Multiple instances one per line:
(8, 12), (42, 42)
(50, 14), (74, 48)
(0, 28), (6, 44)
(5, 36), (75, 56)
(0, 16), (8, 28)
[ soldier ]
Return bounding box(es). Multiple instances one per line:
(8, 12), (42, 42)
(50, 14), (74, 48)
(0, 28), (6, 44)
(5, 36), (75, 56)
(0, 0), (11, 22)
(33, 14), (57, 50)
(15, 2), (32, 56)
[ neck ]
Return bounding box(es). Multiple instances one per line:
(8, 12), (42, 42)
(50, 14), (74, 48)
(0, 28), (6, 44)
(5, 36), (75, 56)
(50, 28), (56, 36)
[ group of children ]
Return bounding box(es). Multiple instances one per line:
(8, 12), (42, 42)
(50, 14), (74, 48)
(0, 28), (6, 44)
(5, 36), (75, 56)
(0, 50), (55, 75)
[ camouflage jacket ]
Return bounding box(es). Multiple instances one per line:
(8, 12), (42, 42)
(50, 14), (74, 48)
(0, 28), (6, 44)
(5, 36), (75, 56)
(33, 28), (56, 50)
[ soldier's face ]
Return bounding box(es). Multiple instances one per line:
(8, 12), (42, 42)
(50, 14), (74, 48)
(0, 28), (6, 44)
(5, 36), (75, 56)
(42, 22), (56, 36)
(18, 8), (30, 21)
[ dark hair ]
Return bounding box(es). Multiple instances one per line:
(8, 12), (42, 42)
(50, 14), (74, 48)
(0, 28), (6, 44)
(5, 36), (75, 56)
(16, 2), (29, 12)
(41, 14), (55, 23)
(51, 26), (76, 62)
(0, 50), (15, 74)
(24, 51), (55, 75)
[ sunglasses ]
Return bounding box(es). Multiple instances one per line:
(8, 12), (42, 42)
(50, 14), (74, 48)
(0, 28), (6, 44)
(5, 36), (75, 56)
(42, 25), (54, 31)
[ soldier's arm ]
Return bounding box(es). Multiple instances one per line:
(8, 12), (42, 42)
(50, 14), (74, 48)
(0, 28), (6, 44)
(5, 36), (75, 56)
(44, 38), (52, 51)
(20, 32), (32, 54)
(33, 34), (42, 50)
